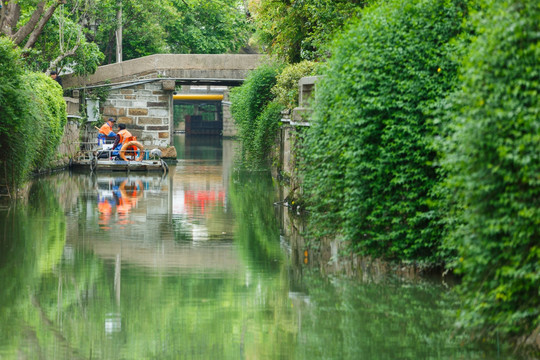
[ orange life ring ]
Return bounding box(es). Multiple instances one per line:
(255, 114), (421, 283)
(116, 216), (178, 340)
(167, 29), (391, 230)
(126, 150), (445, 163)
(120, 140), (144, 161)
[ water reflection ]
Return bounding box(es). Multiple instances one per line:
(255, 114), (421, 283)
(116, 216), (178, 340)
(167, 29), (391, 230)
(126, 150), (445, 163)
(0, 135), (520, 359)
(97, 177), (144, 230)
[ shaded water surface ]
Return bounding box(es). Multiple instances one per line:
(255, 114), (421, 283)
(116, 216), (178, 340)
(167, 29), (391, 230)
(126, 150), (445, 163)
(0, 135), (517, 359)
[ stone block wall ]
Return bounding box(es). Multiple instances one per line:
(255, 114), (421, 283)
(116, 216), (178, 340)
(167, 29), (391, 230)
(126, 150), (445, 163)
(222, 89), (238, 137)
(51, 120), (80, 169)
(102, 80), (173, 147)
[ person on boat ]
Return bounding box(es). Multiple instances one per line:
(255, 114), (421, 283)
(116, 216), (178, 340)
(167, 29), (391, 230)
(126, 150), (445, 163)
(111, 123), (137, 159)
(111, 123), (134, 148)
(98, 118), (116, 147)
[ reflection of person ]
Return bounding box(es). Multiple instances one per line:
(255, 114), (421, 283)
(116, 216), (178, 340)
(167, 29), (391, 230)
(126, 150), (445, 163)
(116, 179), (143, 225)
(50, 70), (62, 87)
(97, 177), (144, 229)
(97, 195), (114, 230)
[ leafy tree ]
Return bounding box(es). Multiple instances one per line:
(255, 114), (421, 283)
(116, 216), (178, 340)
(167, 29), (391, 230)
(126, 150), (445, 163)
(0, 39), (35, 192)
(87, 0), (175, 63)
(441, 0), (540, 347)
(24, 7), (105, 75)
(1, 0), (104, 74)
(300, 0), (469, 262)
(0, 0), (66, 49)
(24, 72), (67, 169)
(165, 0), (252, 54)
(90, 0), (252, 64)
(250, 0), (368, 62)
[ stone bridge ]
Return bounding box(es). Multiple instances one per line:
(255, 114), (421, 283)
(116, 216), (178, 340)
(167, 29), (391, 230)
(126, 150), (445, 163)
(63, 54), (262, 88)
(64, 54), (262, 148)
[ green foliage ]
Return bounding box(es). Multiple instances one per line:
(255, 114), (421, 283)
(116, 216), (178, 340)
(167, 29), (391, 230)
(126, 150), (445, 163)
(251, 0), (368, 62)
(24, 72), (67, 170)
(252, 101), (284, 164)
(0, 38), (67, 191)
(85, 83), (111, 104)
(300, 0), (469, 262)
(90, 0), (251, 64)
(165, 0), (252, 54)
(22, 4), (105, 75)
(86, 0), (171, 62)
(70, 41), (105, 77)
(230, 60), (315, 169)
(0, 39), (35, 190)
(441, 0), (540, 345)
(230, 61), (284, 167)
(271, 60), (318, 110)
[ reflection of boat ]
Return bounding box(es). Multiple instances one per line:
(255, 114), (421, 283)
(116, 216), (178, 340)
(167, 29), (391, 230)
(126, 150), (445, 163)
(90, 157), (168, 173)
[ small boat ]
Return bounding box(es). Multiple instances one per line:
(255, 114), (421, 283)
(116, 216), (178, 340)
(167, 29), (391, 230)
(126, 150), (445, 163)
(72, 142), (169, 173)
(89, 156), (169, 173)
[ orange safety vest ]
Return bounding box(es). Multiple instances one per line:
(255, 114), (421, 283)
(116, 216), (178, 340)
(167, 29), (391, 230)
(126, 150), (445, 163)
(99, 121), (114, 136)
(117, 129), (134, 145)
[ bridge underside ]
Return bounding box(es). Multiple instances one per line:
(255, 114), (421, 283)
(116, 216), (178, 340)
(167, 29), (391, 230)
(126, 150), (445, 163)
(172, 78), (244, 87)
(77, 77), (244, 90)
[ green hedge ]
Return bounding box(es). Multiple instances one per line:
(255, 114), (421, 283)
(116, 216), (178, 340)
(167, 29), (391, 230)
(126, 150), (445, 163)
(230, 61), (283, 167)
(301, 0), (469, 263)
(0, 39), (35, 191)
(442, 0), (540, 345)
(0, 38), (66, 193)
(25, 72), (67, 170)
(230, 60), (318, 168)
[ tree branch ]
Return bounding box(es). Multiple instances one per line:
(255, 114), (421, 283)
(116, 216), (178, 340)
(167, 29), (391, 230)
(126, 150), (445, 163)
(0, 1), (7, 35)
(0, 0), (21, 38)
(11, 1), (46, 45)
(47, 23), (83, 74)
(24, 0), (66, 49)
(47, 42), (80, 73)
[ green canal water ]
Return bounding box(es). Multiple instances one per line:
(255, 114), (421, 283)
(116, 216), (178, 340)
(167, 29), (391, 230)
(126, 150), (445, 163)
(0, 136), (518, 359)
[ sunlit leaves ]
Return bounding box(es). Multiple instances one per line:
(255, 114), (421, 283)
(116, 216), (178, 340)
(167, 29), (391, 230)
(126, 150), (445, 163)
(91, 0), (252, 62)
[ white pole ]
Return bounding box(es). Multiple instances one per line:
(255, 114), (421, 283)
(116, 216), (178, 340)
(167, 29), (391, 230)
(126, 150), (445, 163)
(115, 0), (122, 63)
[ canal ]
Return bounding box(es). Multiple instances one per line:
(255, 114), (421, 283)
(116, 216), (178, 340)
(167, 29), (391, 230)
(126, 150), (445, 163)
(0, 135), (516, 359)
